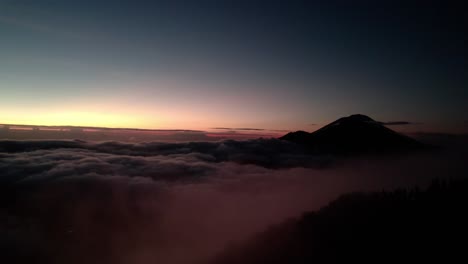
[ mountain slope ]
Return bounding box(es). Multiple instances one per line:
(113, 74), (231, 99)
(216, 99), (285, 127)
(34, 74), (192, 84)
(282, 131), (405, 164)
(280, 114), (424, 154)
(210, 179), (468, 264)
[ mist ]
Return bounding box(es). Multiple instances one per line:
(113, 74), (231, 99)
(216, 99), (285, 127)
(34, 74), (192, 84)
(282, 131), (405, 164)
(1, 137), (467, 264)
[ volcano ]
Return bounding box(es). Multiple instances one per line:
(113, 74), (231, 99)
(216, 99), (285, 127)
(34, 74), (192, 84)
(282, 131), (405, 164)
(280, 114), (424, 154)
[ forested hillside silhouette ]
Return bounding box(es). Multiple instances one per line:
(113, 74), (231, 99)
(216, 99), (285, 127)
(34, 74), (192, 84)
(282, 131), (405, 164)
(211, 178), (468, 264)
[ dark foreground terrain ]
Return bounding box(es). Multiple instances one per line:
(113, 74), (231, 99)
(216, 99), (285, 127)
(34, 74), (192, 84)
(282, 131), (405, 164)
(212, 178), (468, 264)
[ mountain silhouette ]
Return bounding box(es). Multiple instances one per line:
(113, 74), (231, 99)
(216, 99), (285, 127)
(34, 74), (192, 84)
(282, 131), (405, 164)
(280, 114), (424, 154)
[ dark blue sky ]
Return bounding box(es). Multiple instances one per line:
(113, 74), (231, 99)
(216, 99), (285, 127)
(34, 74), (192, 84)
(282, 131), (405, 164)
(0, 0), (466, 132)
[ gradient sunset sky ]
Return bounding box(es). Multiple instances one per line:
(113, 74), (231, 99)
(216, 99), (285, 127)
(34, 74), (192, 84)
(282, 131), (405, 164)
(1, 1), (467, 132)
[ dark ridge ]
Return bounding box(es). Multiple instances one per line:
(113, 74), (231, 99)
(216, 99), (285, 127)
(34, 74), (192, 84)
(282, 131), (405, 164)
(210, 178), (468, 264)
(280, 114), (426, 155)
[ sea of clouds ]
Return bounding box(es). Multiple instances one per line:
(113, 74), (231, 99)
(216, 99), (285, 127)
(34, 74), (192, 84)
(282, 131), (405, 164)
(1, 137), (467, 264)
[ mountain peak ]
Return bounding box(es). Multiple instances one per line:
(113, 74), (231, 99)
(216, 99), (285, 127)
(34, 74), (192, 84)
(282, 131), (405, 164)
(327, 114), (377, 127)
(280, 114), (424, 155)
(343, 114), (375, 122)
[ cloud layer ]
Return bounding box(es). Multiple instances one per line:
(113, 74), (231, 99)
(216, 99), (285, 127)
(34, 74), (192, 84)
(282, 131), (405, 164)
(1, 138), (467, 264)
(0, 138), (330, 186)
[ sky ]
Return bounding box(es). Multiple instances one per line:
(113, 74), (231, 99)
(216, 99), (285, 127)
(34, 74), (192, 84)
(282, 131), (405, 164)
(0, 0), (467, 132)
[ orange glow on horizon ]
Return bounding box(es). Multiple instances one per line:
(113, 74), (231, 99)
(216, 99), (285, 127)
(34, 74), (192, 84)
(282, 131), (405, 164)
(0, 110), (160, 129)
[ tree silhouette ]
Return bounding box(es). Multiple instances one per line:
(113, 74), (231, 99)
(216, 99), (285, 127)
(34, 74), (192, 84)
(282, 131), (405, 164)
(211, 178), (468, 264)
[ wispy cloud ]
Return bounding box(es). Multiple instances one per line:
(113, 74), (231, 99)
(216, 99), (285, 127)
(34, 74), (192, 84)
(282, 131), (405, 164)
(380, 121), (419, 126)
(212, 127), (265, 131)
